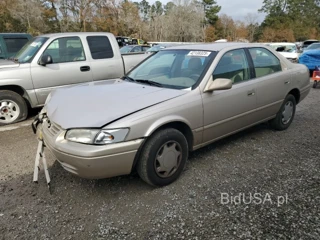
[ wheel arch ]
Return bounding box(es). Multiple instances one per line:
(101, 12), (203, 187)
(131, 118), (195, 170)
(0, 85), (31, 106)
(288, 88), (300, 104)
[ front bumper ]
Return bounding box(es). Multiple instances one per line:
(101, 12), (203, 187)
(38, 119), (144, 179)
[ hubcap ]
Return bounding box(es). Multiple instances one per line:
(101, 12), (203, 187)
(0, 100), (20, 124)
(282, 101), (293, 124)
(154, 141), (182, 178)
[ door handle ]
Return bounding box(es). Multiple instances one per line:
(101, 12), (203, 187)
(284, 81), (290, 84)
(247, 91), (255, 96)
(80, 66), (90, 72)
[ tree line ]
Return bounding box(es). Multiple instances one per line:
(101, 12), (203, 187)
(0, 0), (320, 42)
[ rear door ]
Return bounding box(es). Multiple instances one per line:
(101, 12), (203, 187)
(247, 47), (290, 120)
(31, 36), (93, 104)
(86, 35), (124, 81)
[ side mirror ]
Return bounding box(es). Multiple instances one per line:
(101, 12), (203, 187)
(39, 55), (53, 66)
(204, 77), (232, 92)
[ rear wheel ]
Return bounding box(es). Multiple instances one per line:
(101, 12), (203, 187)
(269, 94), (296, 131)
(0, 90), (28, 126)
(137, 128), (188, 186)
(313, 81), (318, 88)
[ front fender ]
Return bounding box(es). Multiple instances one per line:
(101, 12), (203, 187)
(144, 115), (192, 137)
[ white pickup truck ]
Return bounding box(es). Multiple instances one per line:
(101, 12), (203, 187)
(0, 32), (148, 125)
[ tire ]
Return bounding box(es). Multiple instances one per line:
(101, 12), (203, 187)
(313, 81), (318, 88)
(0, 90), (28, 126)
(137, 128), (189, 187)
(269, 94), (296, 131)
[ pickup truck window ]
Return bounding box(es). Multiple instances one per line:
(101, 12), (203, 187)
(3, 37), (29, 56)
(42, 37), (86, 63)
(15, 37), (48, 63)
(87, 36), (114, 59)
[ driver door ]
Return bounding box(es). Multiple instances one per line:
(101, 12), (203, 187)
(30, 36), (93, 104)
(201, 48), (259, 144)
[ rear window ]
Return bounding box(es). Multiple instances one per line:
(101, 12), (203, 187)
(3, 38), (29, 54)
(87, 36), (114, 59)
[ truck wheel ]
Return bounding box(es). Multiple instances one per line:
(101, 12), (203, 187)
(0, 90), (28, 126)
(269, 94), (296, 131)
(137, 128), (188, 187)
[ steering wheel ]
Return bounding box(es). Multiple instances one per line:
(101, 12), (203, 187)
(189, 74), (200, 81)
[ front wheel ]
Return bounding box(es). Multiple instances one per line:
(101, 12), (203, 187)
(269, 94), (296, 131)
(137, 128), (189, 186)
(0, 90), (28, 126)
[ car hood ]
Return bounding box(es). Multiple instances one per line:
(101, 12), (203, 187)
(0, 59), (20, 69)
(46, 80), (187, 129)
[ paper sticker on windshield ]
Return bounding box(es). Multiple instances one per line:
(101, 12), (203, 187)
(30, 42), (41, 47)
(187, 51), (211, 57)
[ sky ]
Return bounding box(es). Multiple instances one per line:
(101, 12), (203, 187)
(147, 0), (267, 23)
(215, 0), (266, 23)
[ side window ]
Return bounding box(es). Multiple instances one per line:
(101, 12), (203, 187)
(87, 36), (114, 59)
(213, 49), (250, 84)
(43, 37), (85, 63)
(3, 38), (29, 55)
(248, 48), (282, 78)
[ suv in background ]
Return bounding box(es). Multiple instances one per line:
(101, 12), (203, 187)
(301, 39), (319, 52)
(116, 36), (131, 47)
(0, 33), (32, 59)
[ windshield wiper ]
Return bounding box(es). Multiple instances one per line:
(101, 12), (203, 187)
(135, 79), (163, 87)
(121, 76), (136, 82)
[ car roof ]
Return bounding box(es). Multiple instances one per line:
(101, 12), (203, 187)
(164, 42), (268, 51)
(40, 32), (115, 38)
(269, 42), (296, 46)
(0, 33), (31, 37)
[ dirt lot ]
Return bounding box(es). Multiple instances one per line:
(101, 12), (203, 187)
(0, 88), (319, 240)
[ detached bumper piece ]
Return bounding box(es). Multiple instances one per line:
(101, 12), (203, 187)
(33, 140), (51, 191)
(32, 114), (51, 192)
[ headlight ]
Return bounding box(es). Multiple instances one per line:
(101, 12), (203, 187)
(65, 128), (129, 145)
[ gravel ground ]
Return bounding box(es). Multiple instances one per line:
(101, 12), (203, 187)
(0, 87), (319, 240)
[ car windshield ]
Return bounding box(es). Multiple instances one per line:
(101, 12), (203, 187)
(14, 37), (48, 63)
(306, 43), (320, 50)
(271, 44), (297, 52)
(120, 45), (134, 53)
(126, 50), (216, 89)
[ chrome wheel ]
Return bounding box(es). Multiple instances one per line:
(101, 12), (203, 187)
(282, 101), (293, 124)
(0, 99), (20, 124)
(154, 141), (182, 178)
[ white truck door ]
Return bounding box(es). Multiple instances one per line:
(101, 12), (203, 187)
(31, 36), (93, 104)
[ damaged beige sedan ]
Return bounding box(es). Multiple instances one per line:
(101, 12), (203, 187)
(33, 43), (310, 186)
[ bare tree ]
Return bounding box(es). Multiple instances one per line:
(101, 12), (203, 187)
(244, 13), (259, 42)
